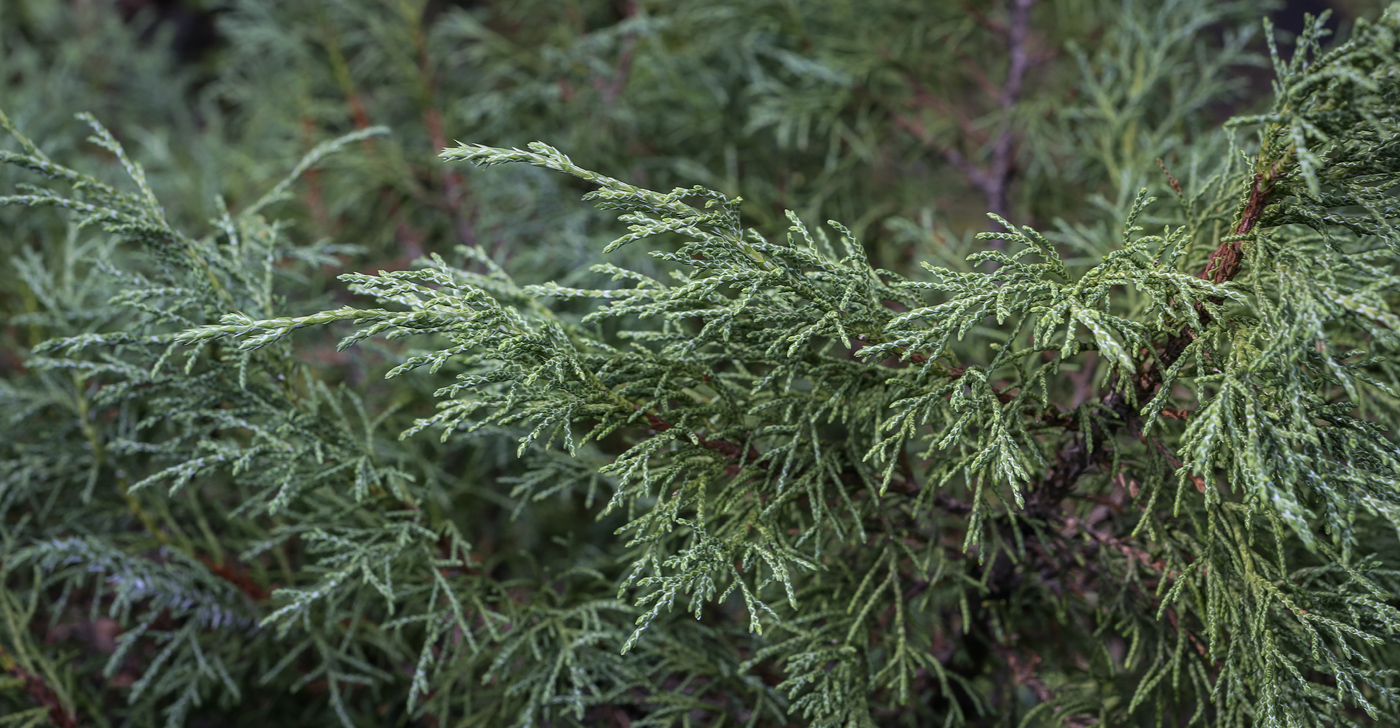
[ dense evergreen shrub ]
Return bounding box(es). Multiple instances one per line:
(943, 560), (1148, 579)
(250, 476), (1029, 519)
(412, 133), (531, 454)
(2, 1), (1399, 726)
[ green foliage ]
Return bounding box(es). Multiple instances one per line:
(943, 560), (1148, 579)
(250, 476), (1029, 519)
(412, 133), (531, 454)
(3, 1), (1400, 727)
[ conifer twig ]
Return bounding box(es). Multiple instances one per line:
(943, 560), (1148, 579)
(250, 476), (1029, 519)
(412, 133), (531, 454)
(891, 0), (1040, 224)
(986, 0), (1037, 222)
(1025, 149), (1290, 520)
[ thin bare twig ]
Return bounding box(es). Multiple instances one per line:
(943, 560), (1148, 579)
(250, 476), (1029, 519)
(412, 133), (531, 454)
(893, 0), (1039, 228)
(985, 0), (1037, 223)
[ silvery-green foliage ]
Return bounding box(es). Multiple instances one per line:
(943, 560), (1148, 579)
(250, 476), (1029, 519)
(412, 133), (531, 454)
(179, 7), (1400, 726)
(4, 2), (1400, 727)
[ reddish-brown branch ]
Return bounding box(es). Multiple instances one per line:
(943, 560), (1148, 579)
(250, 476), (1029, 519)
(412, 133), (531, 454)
(199, 555), (270, 602)
(639, 409), (762, 464)
(1204, 160), (1287, 286)
(1148, 435), (1206, 493)
(1157, 157), (1184, 195)
(1158, 407), (1191, 421)
(1020, 153), (1289, 519)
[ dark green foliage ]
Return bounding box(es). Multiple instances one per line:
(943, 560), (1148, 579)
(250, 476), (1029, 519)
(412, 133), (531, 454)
(3, 1), (1400, 727)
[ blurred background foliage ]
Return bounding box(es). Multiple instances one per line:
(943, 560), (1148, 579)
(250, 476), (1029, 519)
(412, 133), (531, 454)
(0, 0), (1392, 725)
